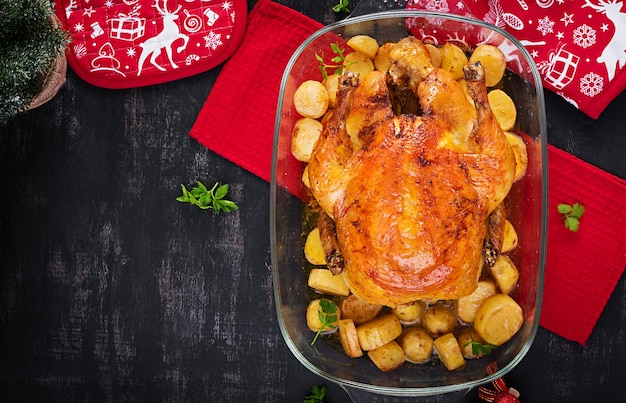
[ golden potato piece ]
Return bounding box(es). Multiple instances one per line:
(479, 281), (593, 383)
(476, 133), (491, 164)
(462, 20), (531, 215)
(291, 117), (322, 162)
(439, 43), (468, 80)
(343, 51), (375, 76)
(301, 164), (311, 188)
(397, 327), (434, 364)
(322, 74), (340, 109)
(488, 89), (517, 131)
(504, 131), (528, 181)
(474, 293), (523, 346)
(488, 254), (519, 295)
(392, 301), (422, 325)
(423, 303), (456, 337)
(457, 327), (490, 359)
(374, 42), (395, 72)
(425, 43), (441, 68)
(293, 80), (329, 119)
(304, 227), (326, 265)
(340, 294), (384, 325)
(434, 333), (465, 371)
(469, 44), (506, 87)
(501, 219), (519, 253)
(356, 314), (403, 351)
(347, 35), (379, 60)
(457, 279), (497, 324)
(338, 319), (363, 358)
(308, 268), (350, 296)
(306, 298), (340, 332)
(367, 340), (405, 372)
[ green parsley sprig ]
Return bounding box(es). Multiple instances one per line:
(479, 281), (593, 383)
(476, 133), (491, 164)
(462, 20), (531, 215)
(176, 181), (238, 214)
(304, 385), (327, 403)
(311, 298), (338, 345)
(316, 43), (350, 79)
(332, 0), (350, 13)
(464, 338), (496, 357)
(557, 202), (585, 232)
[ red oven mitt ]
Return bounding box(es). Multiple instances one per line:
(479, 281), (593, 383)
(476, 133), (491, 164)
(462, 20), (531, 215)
(53, 0), (247, 88)
(405, 0), (626, 119)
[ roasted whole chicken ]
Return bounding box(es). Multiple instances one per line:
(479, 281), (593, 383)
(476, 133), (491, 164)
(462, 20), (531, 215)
(307, 37), (517, 306)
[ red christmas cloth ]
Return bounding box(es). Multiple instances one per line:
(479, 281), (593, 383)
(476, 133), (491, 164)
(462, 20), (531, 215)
(53, 0), (247, 88)
(190, 0), (626, 345)
(405, 0), (626, 119)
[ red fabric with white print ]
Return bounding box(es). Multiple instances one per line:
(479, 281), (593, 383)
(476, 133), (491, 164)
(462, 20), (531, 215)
(53, 0), (247, 88)
(405, 0), (626, 119)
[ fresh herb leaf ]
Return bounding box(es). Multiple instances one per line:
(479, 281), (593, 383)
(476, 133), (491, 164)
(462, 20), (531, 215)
(332, 0), (350, 13)
(558, 202), (585, 232)
(304, 385), (327, 403)
(311, 298), (338, 345)
(177, 181), (238, 214)
(316, 42), (350, 79)
(469, 340), (496, 356)
(463, 332), (496, 357)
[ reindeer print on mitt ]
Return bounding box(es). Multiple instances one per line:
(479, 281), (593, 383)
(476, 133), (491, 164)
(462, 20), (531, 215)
(54, 0), (247, 88)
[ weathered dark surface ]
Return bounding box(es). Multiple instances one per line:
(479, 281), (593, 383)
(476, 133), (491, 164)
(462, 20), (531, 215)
(1, 1), (624, 402)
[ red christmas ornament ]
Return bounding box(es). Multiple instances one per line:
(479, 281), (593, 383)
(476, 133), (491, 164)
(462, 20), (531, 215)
(477, 362), (521, 403)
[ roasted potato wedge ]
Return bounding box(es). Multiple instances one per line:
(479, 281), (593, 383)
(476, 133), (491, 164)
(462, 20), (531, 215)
(457, 327), (490, 359)
(501, 219), (519, 253)
(308, 268), (350, 296)
(374, 42), (395, 72)
(488, 89), (517, 131)
(397, 327), (434, 364)
(356, 314), (403, 351)
(343, 51), (375, 76)
(468, 44), (506, 87)
(293, 80), (329, 119)
(439, 43), (468, 80)
(306, 298), (340, 332)
(488, 254), (519, 295)
(291, 117), (322, 162)
(367, 340), (405, 372)
(423, 303), (456, 337)
(392, 301), (422, 325)
(347, 35), (379, 60)
(457, 279), (497, 324)
(338, 319), (363, 358)
(504, 131), (528, 181)
(341, 294), (384, 325)
(434, 333), (465, 371)
(474, 294), (524, 346)
(304, 227), (326, 265)
(425, 43), (441, 68)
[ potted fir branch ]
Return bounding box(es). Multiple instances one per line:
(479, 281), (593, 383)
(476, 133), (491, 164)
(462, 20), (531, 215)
(1, 0), (68, 126)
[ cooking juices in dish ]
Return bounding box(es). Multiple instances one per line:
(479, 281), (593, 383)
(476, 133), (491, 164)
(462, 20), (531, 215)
(291, 35), (529, 372)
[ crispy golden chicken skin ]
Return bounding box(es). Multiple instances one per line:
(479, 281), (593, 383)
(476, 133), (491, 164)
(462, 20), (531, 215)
(308, 37), (516, 306)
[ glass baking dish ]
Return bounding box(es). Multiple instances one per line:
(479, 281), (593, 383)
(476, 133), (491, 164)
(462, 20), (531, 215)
(270, 10), (547, 398)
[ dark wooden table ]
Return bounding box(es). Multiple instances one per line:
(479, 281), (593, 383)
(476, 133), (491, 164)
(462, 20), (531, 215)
(1, 1), (624, 402)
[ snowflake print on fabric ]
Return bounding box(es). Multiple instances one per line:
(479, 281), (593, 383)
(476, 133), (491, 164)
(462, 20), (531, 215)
(204, 31), (223, 51)
(580, 72), (604, 97)
(573, 24), (596, 49)
(537, 16), (555, 36)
